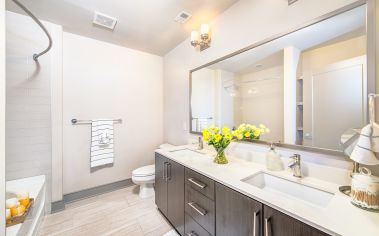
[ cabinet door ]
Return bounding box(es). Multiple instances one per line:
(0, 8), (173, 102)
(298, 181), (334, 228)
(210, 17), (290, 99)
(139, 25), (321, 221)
(216, 183), (263, 236)
(155, 154), (168, 216)
(167, 160), (185, 235)
(264, 206), (329, 236)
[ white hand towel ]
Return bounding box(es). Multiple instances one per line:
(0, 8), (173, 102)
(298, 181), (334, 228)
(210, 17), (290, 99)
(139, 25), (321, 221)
(90, 119), (114, 168)
(351, 123), (379, 165)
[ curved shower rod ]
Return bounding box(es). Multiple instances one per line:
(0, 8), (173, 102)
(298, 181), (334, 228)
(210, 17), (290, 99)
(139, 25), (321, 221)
(12, 0), (52, 61)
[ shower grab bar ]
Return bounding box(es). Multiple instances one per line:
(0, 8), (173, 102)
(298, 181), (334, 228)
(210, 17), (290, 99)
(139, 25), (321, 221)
(12, 0), (53, 61)
(71, 119), (123, 125)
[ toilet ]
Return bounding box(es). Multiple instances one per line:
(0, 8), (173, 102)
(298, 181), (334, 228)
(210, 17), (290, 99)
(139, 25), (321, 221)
(132, 164), (155, 198)
(132, 143), (174, 198)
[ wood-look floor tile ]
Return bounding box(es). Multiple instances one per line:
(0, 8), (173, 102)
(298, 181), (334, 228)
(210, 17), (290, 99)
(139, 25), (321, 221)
(103, 220), (144, 236)
(137, 211), (171, 235)
(38, 185), (173, 236)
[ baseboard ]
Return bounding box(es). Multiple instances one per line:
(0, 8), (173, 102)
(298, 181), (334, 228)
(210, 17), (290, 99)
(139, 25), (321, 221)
(51, 200), (65, 213)
(51, 178), (134, 213)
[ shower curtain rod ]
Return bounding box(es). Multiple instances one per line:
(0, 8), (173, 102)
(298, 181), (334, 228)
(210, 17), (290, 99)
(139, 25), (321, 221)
(12, 0), (52, 61)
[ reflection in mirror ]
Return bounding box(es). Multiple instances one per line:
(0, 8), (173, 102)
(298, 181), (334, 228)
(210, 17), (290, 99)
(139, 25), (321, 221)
(190, 4), (369, 151)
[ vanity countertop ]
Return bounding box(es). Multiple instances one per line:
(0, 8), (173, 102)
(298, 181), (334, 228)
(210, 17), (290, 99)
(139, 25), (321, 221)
(156, 146), (379, 236)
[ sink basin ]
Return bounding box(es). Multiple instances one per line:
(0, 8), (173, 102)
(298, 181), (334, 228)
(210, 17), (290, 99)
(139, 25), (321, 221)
(242, 172), (334, 208)
(169, 148), (205, 157)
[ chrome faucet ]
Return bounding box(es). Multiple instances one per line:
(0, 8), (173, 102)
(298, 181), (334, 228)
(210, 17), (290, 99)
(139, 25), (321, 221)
(198, 136), (203, 150)
(288, 154), (302, 178)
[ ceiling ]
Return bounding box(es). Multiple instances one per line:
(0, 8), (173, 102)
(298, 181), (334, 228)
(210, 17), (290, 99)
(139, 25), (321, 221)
(6, 0), (239, 55)
(206, 5), (366, 74)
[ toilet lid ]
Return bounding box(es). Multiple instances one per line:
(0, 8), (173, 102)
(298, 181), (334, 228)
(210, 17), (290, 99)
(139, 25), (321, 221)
(132, 164), (155, 177)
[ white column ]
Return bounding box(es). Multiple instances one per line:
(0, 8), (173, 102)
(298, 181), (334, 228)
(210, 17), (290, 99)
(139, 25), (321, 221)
(283, 46), (301, 144)
(50, 23), (64, 203)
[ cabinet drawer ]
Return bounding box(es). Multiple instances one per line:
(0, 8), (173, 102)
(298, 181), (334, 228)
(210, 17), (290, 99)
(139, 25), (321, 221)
(185, 213), (212, 236)
(185, 168), (215, 200)
(185, 185), (215, 235)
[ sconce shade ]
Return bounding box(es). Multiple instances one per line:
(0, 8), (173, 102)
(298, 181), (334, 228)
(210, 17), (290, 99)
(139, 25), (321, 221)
(190, 24), (211, 51)
(200, 24), (209, 35)
(191, 31), (199, 42)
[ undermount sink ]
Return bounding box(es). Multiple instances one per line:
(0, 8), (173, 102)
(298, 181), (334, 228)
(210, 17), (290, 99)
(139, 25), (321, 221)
(169, 148), (205, 157)
(242, 172), (334, 208)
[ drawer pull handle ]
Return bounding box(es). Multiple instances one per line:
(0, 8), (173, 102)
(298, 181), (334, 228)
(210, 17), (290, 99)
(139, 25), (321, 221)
(264, 217), (271, 236)
(253, 211), (260, 236)
(163, 162), (168, 180)
(187, 231), (198, 236)
(188, 202), (207, 216)
(166, 163), (172, 181)
(188, 178), (207, 189)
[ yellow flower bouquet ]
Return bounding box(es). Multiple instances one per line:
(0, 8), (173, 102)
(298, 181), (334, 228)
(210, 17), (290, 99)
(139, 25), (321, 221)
(202, 124), (270, 164)
(236, 123), (270, 140)
(203, 126), (243, 164)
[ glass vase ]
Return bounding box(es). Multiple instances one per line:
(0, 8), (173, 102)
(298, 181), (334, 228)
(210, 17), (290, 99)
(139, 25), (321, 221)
(214, 149), (228, 164)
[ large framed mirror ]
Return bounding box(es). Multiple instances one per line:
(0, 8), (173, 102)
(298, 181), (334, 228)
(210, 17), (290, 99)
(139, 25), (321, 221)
(190, 0), (375, 154)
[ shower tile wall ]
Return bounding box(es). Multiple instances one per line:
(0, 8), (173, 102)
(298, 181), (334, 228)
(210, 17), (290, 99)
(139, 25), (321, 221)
(6, 11), (52, 211)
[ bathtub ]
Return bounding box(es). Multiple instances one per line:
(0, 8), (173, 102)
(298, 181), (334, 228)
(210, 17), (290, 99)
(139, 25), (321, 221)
(6, 175), (46, 236)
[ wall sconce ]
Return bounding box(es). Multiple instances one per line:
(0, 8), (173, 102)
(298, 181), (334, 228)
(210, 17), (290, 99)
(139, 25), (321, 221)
(191, 24), (211, 51)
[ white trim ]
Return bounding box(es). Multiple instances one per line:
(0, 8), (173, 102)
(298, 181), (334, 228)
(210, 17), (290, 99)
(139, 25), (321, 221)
(50, 23), (63, 202)
(0, 0), (6, 234)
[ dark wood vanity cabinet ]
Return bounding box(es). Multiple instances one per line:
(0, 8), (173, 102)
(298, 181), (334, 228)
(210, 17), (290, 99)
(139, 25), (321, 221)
(155, 153), (168, 215)
(155, 153), (330, 236)
(264, 206), (329, 236)
(215, 183), (263, 236)
(155, 153), (185, 235)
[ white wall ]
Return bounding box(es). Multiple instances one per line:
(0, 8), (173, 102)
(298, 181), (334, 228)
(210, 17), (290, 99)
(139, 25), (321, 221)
(62, 33), (163, 194)
(0, 0), (5, 234)
(217, 70), (235, 128)
(163, 0), (357, 146)
(239, 66), (284, 142)
(191, 69), (215, 120)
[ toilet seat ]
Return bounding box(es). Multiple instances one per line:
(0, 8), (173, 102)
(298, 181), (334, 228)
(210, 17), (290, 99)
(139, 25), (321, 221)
(132, 164), (155, 198)
(132, 164), (155, 177)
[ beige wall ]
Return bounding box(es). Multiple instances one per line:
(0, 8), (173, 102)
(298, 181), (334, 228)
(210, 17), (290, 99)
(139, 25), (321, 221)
(163, 0), (357, 146)
(62, 33), (163, 194)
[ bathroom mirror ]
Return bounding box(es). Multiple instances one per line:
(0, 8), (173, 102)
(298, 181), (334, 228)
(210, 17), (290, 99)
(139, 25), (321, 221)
(190, 1), (375, 153)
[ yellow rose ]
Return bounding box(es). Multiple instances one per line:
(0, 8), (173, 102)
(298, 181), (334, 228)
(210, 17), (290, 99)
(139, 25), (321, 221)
(244, 132), (251, 138)
(237, 134), (243, 140)
(203, 130), (210, 142)
(254, 129), (261, 137)
(214, 134), (222, 143)
(259, 124), (266, 129)
(222, 127), (231, 134)
(225, 133), (232, 140)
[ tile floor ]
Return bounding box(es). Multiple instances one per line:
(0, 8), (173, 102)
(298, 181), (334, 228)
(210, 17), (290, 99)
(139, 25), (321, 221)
(38, 185), (173, 236)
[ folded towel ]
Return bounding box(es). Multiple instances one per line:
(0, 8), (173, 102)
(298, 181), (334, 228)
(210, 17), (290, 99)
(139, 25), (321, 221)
(351, 123), (379, 165)
(350, 94), (379, 165)
(90, 119), (114, 168)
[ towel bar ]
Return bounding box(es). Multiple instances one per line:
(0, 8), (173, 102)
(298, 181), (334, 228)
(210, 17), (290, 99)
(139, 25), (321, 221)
(71, 118), (122, 125)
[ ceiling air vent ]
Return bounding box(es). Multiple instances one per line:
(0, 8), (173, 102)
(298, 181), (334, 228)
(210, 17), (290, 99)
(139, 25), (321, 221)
(174, 11), (192, 24)
(93, 11), (117, 30)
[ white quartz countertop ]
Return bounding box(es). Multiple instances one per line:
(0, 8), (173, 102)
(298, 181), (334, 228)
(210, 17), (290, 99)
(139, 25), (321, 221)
(156, 146), (379, 236)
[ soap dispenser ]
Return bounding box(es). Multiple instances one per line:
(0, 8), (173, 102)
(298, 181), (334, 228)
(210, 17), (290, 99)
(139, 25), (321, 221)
(266, 143), (284, 171)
